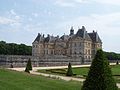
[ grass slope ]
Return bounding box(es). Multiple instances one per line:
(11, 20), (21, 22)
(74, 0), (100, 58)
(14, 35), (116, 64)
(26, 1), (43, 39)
(0, 69), (81, 90)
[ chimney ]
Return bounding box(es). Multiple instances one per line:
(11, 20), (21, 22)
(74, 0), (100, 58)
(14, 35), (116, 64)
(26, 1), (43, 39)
(57, 35), (59, 38)
(70, 26), (74, 36)
(47, 34), (50, 37)
(38, 33), (40, 36)
(43, 34), (44, 38)
(82, 26), (85, 30)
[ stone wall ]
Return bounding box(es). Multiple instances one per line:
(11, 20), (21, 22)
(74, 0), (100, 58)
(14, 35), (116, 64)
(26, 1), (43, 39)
(0, 55), (32, 67)
(0, 55), (83, 68)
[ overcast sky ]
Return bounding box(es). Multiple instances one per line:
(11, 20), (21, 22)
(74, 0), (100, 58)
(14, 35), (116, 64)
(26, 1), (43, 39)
(0, 0), (120, 53)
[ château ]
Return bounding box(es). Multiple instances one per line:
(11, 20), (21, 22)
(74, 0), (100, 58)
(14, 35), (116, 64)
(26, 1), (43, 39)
(32, 26), (102, 63)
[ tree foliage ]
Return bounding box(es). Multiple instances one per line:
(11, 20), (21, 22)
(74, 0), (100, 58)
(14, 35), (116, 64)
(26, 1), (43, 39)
(0, 41), (32, 55)
(104, 51), (120, 60)
(81, 49), (118, 90)
(66, 62), (73, 76)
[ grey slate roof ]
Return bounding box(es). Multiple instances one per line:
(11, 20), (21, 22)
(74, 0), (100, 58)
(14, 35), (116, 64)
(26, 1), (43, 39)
(44, 35), (57, 43)
(33, 26), (102, 44)
(33, 33), (45, 43)
(75, 26), (91, 41)
(60, 35), (69, 41)
(33, 33), (41, 43)
(88, 31), (102, 43)
(44, 37), (50, 43)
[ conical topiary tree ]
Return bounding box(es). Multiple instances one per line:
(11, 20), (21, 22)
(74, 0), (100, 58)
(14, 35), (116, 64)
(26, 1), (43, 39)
(25, 66), (30, 73)
(25, 58), (32, 73)
(116, 61), (119, 65)
(81, 49), (118, 90)
(10, 64), (13, 68)
(66, 62), (73, 76)
(27, 58), (32, 70)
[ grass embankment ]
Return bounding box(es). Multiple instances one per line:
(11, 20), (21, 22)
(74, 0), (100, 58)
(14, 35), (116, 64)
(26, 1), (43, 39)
(0, 68), (82, 90)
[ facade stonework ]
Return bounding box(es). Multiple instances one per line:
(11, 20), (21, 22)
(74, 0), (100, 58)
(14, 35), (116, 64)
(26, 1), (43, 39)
(32, 26), (102, 63)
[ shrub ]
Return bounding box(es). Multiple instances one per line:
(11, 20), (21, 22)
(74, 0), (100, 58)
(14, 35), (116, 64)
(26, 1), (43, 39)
(116, 61), (119, 65)
(66, 62), (73, 76)
(81, 49), (118, 90)
(25, 66), (30, 73)
(25, 58), (32, 73)
(10, 64), (13, 68)
(27, 58), (32, 70)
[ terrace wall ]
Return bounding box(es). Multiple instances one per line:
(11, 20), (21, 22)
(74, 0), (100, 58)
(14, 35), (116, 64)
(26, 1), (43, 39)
(0, 55), (83, 68)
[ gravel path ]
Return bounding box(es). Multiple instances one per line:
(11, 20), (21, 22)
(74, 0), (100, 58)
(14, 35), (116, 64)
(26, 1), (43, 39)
(8, 64), (91, 72)
(30, 71), (84, 82)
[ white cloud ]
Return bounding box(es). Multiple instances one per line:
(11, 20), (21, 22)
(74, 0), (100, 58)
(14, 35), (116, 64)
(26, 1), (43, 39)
(54, 0), (87, 7)
(74, 0), (88, 3)
(28, 17), (33, 21)
(0, 16), (22, 33)
(56, 12), (120, 35)
(0, 16), (17, 25)
(0, 9), (22, 32)
(75, 0), (120, 5)
(24, 23), (42, 32)
(43, 10), (53, 16)
(55, 0), (75, 7)
(9, 9), (22, 20)
(32, 13), (38, 17)
(92, 0), (120, 5)
(54, 0), (92, 7)
(10, 9), (16, 15)
(54, 0), (120, 7)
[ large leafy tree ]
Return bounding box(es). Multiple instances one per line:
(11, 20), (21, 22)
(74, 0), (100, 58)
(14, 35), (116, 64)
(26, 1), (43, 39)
(81, 49), (118, 90)
(0, 41), (32, 55)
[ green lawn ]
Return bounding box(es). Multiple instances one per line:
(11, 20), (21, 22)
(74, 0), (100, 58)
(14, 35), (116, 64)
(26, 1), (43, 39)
(0, 68), (82, 90)
(0, 66), (119, 90)
(73, 65), (120, 76)
(38, 65), (120, 82)
(111, 65), (120, 75)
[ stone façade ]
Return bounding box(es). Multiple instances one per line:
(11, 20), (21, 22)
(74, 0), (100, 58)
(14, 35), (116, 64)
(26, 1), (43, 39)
(32, 26), (102, 63)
